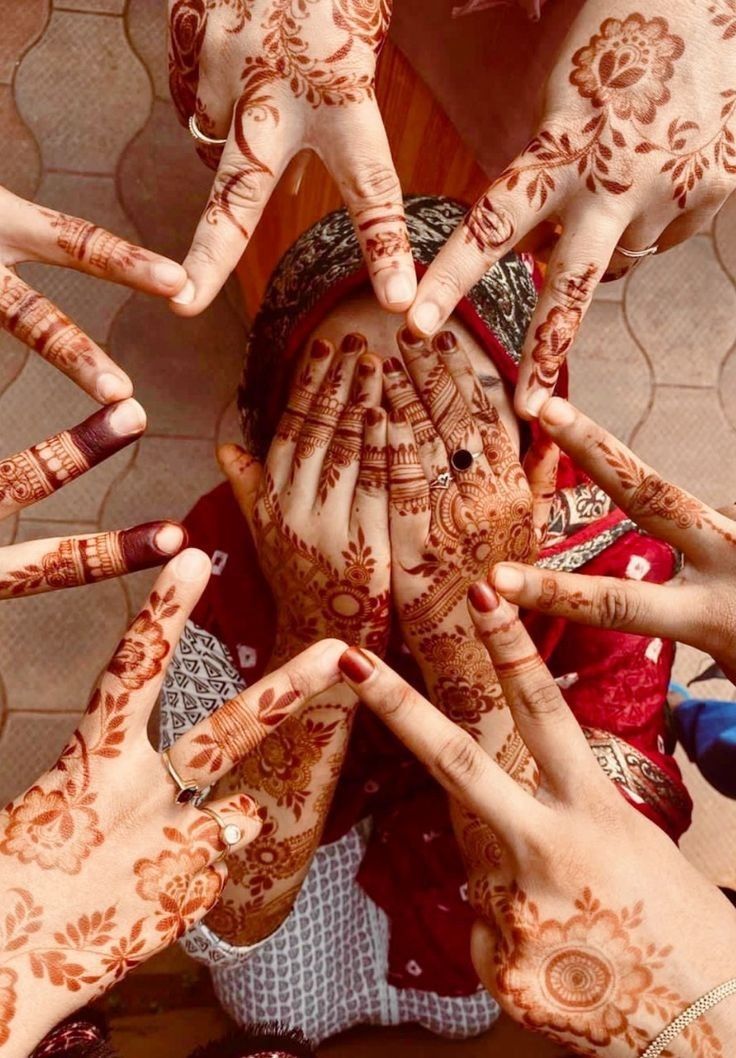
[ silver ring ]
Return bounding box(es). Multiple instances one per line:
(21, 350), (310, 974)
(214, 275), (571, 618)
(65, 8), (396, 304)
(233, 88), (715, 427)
(614, 242), (658, 259)
(450, 448), (483, 473)
(188, 114), (227, 146)
(199, 805), (243, 862)
(162, 749), (203, 807)
(430, 471), (452, 490)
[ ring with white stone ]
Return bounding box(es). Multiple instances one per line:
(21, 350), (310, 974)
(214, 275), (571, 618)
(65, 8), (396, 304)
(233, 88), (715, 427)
(199, 805), (243, 861)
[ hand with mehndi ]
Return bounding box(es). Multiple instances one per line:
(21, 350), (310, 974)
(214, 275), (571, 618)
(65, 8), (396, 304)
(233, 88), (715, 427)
(489, 398), (736, 686)
(168, 0), (414, 315)
(219, 332), (391, 662)
(0, 400), (186, 597)
(337, 594), (736, 1056)
(0, 549), (344, 1057)
(409, 1), (736, 416)
(0, 185), (187, 403)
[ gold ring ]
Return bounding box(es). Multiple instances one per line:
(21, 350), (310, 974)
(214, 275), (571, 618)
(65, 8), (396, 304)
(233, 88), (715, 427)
(199, 805), (243, 862)
(162, 749), (203, 807)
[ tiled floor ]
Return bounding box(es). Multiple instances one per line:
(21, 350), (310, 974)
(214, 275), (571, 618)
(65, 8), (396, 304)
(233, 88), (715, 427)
(1, 4), (735, 1056)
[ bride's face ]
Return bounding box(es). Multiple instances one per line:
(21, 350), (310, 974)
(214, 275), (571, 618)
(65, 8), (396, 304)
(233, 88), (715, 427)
(305, 290), (521, 451)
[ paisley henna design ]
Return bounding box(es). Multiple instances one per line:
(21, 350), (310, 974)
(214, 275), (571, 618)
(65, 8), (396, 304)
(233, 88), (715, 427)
(0, 524), (181, 598)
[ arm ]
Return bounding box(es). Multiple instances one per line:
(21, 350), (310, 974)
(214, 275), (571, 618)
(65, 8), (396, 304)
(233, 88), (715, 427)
(204, 334), (391, 945)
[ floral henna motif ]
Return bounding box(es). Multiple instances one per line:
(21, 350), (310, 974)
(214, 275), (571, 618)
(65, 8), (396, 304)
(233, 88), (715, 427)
(108, 588), (177, 691)
(0, 966), (17, 1046)
(537, 577), (589, 613)
(709, 0), (736, 39)
(319, 404), (365, 504)
(134, 836), (221, 940)
(529, 264), (597, 388)
(419, 629), (505, 735)
(463, 194), (516, 254)
(485, 884), (720, 1054)
(0, 274), (96, 372)
(364, 229), (411, 263)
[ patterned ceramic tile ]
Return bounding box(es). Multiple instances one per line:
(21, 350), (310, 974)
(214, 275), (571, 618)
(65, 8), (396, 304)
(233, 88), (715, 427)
(593, 274), (626, 303)
(0, 712), (79, 807)
(126, 0), (169, 100)
(0, 86), (42, 199)
(0, 574), (127, 713)
(567, 302), (652, 444)
(15, 10), (151, 173)
(631, 386), (736, 509)
(713, 192), (736, 284)
(118, 99), (213, 262)
(108, 291), (246, 439)
(625, 236), (736, 388)
(19, 171), (141, 345)
(0, 516), (18, 548)
(0, 355), (137, 523)
(53, 0), (125, 12)
(0, 331), (29, 400)
(720, 343), (736, 433)
(13, 518), (98, 543)
(0, 0), (48, 85)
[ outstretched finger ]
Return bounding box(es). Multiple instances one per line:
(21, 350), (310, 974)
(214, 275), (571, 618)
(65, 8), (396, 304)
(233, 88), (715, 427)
(522, 436), (560, 546)
(218, 443), (262, 539)
(382, 355), (448, 483)
(90, 549), (213, 740)
(270, 337), (337, 490)
(354, 407), (389, 526)
(408, 145), (564, 336)
(0, 400), (146, 520)
(173, 93), (293, 315)
(387, 411), (431, 562)
(0, 522), (185, 599)
(337, 646), (537, 842)
(515, 212), (622, 419)
(466, 582), (604, 801)
(324, 106), (415, 313)
(0, 267), (132, 403)
(538, 398), (736, 560)
(490, 561), (702, 644)
(16, 195), (187, 297)
(168, 639), (345, 788)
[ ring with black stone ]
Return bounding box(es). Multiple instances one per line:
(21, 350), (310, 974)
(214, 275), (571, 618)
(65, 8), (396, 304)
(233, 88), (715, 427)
(450, 448), (482, 472)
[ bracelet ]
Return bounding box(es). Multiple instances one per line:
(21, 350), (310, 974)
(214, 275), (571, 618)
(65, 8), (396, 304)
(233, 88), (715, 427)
(640, 977), (736, 1058)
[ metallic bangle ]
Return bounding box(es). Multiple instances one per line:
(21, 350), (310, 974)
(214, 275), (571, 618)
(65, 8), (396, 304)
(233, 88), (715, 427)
(640, 977), (736, 1058)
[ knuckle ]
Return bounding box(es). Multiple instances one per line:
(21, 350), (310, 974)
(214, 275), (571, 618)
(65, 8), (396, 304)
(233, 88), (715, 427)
(348, 162), (402, 205)
(517, 681), (564, 719)
(187, 238), (219, 269)
(550, 268), (595, 313)
(433, 732), (484, 790)
(214, 163), (266, 210)
(379, 681), (416, 721)
(594, 581), (640, 630)
(424, 264), (465, 305)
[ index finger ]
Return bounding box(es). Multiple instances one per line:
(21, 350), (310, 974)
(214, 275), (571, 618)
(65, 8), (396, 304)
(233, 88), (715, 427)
(337, 645), (539, 842)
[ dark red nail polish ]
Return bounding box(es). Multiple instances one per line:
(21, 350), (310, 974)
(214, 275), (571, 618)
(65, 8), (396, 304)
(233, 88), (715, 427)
(389, 410), (407, 425)
(434, 330), (457, 353)
(339, 647), (375, 683)
(310, 338), (332, 360)
(366, 407), (383, 426)
(468, 581), (499, 613)
(383, 357), (403, 375)
(399, 325), (422, 347)
(358, 359), (377, 378)
(120, 522), (186, 571)
(341, 333), (366, 353)
(70, 404), (140, 467)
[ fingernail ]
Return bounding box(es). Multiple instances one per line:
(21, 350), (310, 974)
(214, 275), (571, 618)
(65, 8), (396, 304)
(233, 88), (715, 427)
(412, 301), (441, 335)
(540, 397), (575, 428)
(341, 333), (366, 354)
(389, 410), (407, 424)
(383, 357), (403, 375)
(492, 564), (525, 595)
(171, 548), (210, 581)
(152, 260), (186, 288)
(385, 272), (414, 307)
(524, 387), (553, 419)
(170, 279), (196, 305)
(338, 647), (375, 683)
(357, 358), (377, 378)
(434, 330), (457, 353)
(96, 373), (130, 402)
(154, 523), (186, 555)
(366, 407), (384, 426)
(399, 325), (423, 347)
(468, 581), (499, 613)
(311, 338), (332, 360)
(109, 398), (146, 436)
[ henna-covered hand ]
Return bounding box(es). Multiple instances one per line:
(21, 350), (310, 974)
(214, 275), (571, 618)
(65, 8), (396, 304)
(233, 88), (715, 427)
(337, 594), (736, 1055)
(168, 0), (414, 315)
(0, 400), (186, 598)
(409, 2), (736, 417)
(0, 549), (344, 1056)
(0, 185), (186, 402)
(209, 334), (390, 945)
(490, 397), (736, 686)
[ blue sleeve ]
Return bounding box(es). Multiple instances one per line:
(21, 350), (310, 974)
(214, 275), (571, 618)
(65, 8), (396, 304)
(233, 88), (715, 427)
(674, 699), (736, 800)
